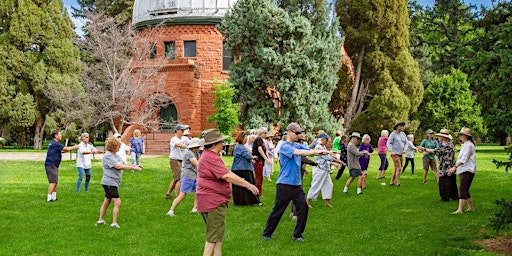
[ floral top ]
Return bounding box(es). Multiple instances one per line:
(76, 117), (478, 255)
(339, 142), (347, 163)
(435, 141), (455, 176)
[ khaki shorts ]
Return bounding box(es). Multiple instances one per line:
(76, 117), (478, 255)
(169, 159), (182, 180)
(422, 158), (438, 171)
(391, 154), (403, 169)
(201, 204), (228, 243)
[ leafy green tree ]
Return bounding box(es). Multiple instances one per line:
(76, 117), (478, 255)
(0, 0), (85, 149)
(462, 2), (512, 145)
(207, 81), (240, 136)
(417, 69), (484, 135)
(219, 0), (343, 135)
(72, 0), (133, 24)
(335, 0), (423, 138)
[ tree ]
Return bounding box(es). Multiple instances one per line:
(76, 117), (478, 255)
(335, 0), (423, 138)
(417, 69), (484, 135)
(79, 12), (169, 134)
(462, 2), (512, 145)
(72, 0), (134, 24)
(207, 81), (240, 136)
(218, 0), (343, 135)
(0, 0), (85, 149)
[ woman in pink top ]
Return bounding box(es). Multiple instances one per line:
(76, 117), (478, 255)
(196, 129), (259, 256)
(377, 130), (389, 179)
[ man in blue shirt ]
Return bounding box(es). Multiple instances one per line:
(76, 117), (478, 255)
(262, 123), (330, 242)
(44, 130), (79, 202)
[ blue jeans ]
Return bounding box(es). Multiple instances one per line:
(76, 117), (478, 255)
(76, 167), (91, 192)
(131, 152), (142, 166)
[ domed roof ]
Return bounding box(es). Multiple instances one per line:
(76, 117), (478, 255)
(133, 0), (238, 29)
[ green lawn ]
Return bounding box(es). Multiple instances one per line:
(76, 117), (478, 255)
(0, 144), (510, 255)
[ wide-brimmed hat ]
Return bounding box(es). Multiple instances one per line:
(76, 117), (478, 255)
(286, 123), (304, 133)
(175, 124), (187, 131)
(393, 121), (406, 130)
(349, 132), (361, 139)
(435, 128), (453, 140)
(457, 127), (472, 137)
(426, 129), (434, 134)
(183, 129), (190, 136)
(187, 138), (204, 149)
(203, 128), (229, 146)
(113, 133), (122, 139)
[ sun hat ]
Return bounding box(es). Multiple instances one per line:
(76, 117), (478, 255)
(266, 132), (274, 138)
(175, 124), (187, 131)
(203, 128), (229, 146)
(183, 129), (190, 136)
(286, 123), (304, 133)
(426, 129), (434, 134)
(349, 132), (361, 139)
(113, 133), (122, 139)
(393, 121), (406, 130)
(457, 127), (472, 137)
(435, 128), (453, 140)
(317, 133), (330, 140)
(187, 138), (204, 149)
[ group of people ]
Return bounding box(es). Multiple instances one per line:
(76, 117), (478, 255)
(43, 121), (477, 255)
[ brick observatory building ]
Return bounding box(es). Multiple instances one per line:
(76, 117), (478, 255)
(130, 0), (236, 154)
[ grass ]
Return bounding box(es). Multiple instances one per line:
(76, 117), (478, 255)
(0, 144), (510, 255)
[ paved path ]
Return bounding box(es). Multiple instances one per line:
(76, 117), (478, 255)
(0, 152), (164, 161)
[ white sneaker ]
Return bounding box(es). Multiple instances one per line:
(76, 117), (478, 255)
(95, 220), (106, 226)
(190, 208), (198, 214)
(166, 211), (175, 217)
(343, 188), (348, 193)
(110, 223), (120, 228)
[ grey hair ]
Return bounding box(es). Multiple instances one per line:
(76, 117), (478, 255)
(80, 132), (89, 140)
(407, 134), (414, 139)
(362, 134), (371, 142)
(257, 127), (268, 135)
(381, 130), (389, 137)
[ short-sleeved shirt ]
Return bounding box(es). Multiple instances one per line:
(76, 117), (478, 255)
(101, 151), (124, 187)
(116, 143), (131, 164)
(252, 137), (266, 162)
(314, 144), (333, 171)
(196, 149), (231, 212)
(76, 142), (98, 169)
(332, 137), (341, 152)
(169, 136), (187, 160)
(420, 139), (438, 159)
(45, 139), (64, 167)
(378, 137), (388, 154)
(347, 141), (363, 170)
(181, 149), (198, 181)
(358, 143), (374, 169)
(276, 141), (310, 186)
(130, 137), (144, 153)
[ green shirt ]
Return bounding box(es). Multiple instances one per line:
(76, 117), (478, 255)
(420, 139), (438, 159)
(332, 137), (341, 151)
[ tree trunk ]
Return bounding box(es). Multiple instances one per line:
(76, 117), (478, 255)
(344, 46), (365, 131)
(33, 115), (45, 150)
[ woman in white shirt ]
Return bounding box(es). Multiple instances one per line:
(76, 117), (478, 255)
(448, 127), (476, 214)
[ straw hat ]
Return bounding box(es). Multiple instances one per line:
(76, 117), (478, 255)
(457, 127), (472, 137)
(183, 129), (190, 136)
(349, 132), (361, 139)
(187, 138), (204, 149)
(393, 121), (406, 130)
(435, 128), (453, 140)
(203, 129), (229, 146)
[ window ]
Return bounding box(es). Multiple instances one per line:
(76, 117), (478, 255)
(149, 43), (157, 59)
(222, 42), (233, 71)
(160, 103), (178, 131)
(184, 41), (196, 57)
(164, 41), (175, 60)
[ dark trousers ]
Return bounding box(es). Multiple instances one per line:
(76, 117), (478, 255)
(263, 184), (309, 239)
(378, 153), (389, 170)
(335, 165), (346, 180)
(253, 161), (264, 196)
(439, 174), (459, 201)
(402, 157), (415, 174)
(459, 172), (475, 199)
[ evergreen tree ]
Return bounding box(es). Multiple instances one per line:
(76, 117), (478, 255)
(72, 0), (134, 24)
(207, 81), (240, 136)
(335, 0), (423, 138)
(0, 0), (85, 149)
(219, 0), (342, 134)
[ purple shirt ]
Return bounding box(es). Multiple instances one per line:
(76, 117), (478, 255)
(359, 143), (374, 170)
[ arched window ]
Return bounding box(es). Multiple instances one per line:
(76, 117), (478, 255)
(160, 103), (178, 130)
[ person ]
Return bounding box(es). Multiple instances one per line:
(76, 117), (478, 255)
(244, 134), (256, 153)
(358, 134), (374, 189)
(308, 130), (325, 149)
(166, 124), (189, 199)
(332, 131), (342, 152)
(196, 128), (259, 256)
(113, 133), (131, 164)
(377, 130), (389, 179)
(387, 122), (407, 186)
(76, 132), (103, 193)
(424, 129), (458, 201)
(335, 135), (348, 180)
(402, 134), (418, 175)
(231, 131), (261, 206)
(252, 127), (272, 196)
(343, 132), (368, 195)
(448, 127), (476, 214)
(129, 129), (145, 169)
(166, 137), (203, 216)
(306, 133), (343, 208)
(264, 132), (275, 181)
(262, 123), (331, 242)
(274, 133), (287, 160)
(95, 137), (142, 228)
(419, 129), (439, 184)
(44, 130), (79, 202)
